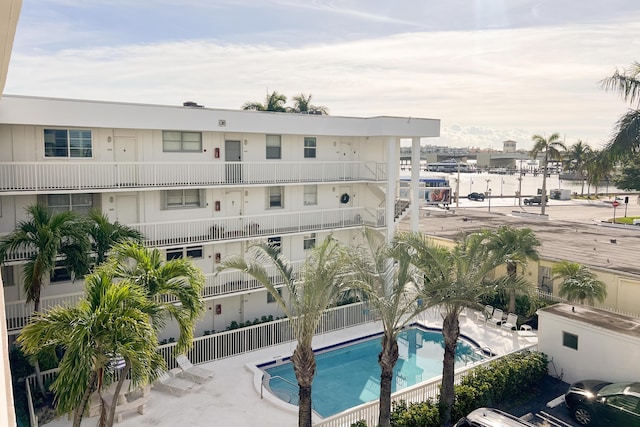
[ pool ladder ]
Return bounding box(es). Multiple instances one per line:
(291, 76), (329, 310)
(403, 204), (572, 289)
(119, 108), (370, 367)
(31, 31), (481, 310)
(261, 374), (298, 400)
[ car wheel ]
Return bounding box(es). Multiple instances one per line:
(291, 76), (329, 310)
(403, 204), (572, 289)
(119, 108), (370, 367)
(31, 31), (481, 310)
(573, 404), (594, 425)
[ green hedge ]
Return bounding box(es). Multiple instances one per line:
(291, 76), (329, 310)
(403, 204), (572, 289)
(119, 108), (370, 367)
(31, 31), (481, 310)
(351, 351), (548, 427)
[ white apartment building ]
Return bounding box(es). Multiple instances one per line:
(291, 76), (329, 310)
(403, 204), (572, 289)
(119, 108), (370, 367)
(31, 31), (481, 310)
(0, 95), (440, 340)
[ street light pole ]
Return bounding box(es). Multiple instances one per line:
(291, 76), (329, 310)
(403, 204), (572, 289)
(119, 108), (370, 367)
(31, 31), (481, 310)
(500, 178), (504, 197)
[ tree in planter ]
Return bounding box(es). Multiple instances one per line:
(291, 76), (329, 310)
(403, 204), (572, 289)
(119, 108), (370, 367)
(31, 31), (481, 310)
(484, 226), (540, 314)
(345, 228), (424, 427)
(85, 209), (143, 266)
(398, 231), (502, 427)
(217, 236), (348, 427)
(552, 260), (608, 305)
(17, 270), (164, 427)
(0, 204), (91, 392)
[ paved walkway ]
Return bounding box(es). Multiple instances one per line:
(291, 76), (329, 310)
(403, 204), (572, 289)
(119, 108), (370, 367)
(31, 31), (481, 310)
(42, 312), (535, 427)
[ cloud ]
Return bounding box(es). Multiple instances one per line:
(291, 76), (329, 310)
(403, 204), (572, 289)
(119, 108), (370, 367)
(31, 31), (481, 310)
(6, 10), (640, 149)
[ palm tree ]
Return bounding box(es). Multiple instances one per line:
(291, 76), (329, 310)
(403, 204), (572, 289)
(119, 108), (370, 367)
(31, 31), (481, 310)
(600, 61), (640, 160)
(241, 90), (288, 112)
(103, 241), (205, 354)
(85, 209), (143, 266)
(552, 260), (608, 305)
(584, 149), (614, 198)
(217, 236), (347, 427)
(289, 93), (329, 115)
(345, 228), (423, 427)
(484, 226), (540, 313)
(17, 270), (164, 427)
(399, 231), (501, 427)
(529, 133), (567, 215)
(566, 141), (592, 196)
(0, 204), (91, 312)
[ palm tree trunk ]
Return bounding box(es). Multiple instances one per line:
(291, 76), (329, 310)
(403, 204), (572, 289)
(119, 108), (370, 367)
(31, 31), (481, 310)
(106, 361), (131, 427)
(32, 294), (46, 394)
(507, 262), (517, 313)
(292, 345), (315, 427)
(378, 334), (399, 427)
(73, 370), (98, 427)
(541, 152), (548, 215)
(440, 311), (460, 427)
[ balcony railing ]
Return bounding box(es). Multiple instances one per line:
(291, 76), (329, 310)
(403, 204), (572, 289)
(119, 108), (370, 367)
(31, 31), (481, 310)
(1, 207), (385, 263)
(6, 262), (305, 333)
(0, 161), (387, 192)
(133, 206), (385, 248)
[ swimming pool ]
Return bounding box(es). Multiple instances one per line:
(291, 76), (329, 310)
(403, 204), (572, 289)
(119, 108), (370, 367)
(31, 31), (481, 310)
(259, 327), (485, 418)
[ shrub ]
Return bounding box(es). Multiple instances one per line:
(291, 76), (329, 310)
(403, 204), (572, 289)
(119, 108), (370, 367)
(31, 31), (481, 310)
(390, 400), (440, 427)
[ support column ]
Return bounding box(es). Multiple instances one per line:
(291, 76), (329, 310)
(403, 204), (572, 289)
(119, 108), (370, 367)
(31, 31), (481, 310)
(386, 137), (398, 243)
(411, 137), (421, 232)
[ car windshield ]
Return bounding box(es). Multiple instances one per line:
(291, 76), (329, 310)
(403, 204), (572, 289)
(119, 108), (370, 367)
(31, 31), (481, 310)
(598, 383), (631, 397)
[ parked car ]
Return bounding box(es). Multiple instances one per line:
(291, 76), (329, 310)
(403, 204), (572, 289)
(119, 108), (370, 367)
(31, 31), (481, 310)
(523, 195), (548, 205)
(468, 192), (485, 201)
(454, 407), (536, 427)
(565, 379), (640, 425)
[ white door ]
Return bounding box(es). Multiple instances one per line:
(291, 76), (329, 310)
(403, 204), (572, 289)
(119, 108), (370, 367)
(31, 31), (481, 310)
(115, 195), (138, 224)
(114, 137), (137, 185)
(224, 190), (243, 234)
(340, 141), (354, 178)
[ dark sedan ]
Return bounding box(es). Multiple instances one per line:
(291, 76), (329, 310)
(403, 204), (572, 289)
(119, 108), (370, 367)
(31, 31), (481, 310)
(565, 379), (640, 425)
(467, 192), (485, 201)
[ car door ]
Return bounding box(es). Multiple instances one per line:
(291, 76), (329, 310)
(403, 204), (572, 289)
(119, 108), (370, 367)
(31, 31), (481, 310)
(599, 395), (640, 425)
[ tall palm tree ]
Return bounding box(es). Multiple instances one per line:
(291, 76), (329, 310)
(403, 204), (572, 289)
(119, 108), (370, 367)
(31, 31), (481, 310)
(346, 228), (423, 427)
(529, 133), (566, 215)
(17, 270), (164, 427)
(241, 90), (288, 112)
(552, 260), (608, 305)
(0, 204), (91, 312)
(103, 241), (205, 354)
(566, 141), (592, 196)
(289, 93), (329, 115)
(85, 209), (143, 266)
(399, 231), (501, 427)
(217, 236), (347, 427)
(484, 226), (540, 313)
(600, 61), (640, 160)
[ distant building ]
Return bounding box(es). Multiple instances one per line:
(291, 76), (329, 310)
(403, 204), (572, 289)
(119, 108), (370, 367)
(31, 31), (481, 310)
(503, 140), (517, 153)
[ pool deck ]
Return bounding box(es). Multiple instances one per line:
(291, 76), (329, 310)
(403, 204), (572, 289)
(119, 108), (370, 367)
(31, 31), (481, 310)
(41, 311), (535, 427)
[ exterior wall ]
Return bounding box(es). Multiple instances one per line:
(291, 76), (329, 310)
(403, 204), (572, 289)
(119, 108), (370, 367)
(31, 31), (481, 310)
(537, 307), (640, 384)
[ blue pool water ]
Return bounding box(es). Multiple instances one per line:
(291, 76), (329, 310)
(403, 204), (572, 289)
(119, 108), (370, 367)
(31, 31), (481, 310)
(261, 327), (484, 418)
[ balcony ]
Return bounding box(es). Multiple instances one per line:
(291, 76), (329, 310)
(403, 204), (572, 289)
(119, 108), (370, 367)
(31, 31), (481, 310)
(1, 207), (386, 262)
(0, 161), (387, 193)
(6, 262), (304, 333)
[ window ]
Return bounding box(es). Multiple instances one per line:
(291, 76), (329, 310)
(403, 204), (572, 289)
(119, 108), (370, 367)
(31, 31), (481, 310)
(44, 129), (93, 158)
(47, 193), (94, 215)
(304, 137), (316, 158)
(162, 131), (202, 152)
(303, 185), (317, 206)
(1, 266), (15, 287)
(303, 233), (316, 250)
(266, 135), (281, 159)
(166, 248), (184, 260)
(562, 331), (578, 350)
(268, 186), (283, 209)
(268, 236), (281, 252)
(163, 189), (205, 209)
(267, 288), (282, 304)
(167, 246), (203, 260)
(50, 261), (72, 283)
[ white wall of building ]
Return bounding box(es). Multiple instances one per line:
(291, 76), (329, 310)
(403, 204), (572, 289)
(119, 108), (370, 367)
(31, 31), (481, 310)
(537, 304), (640, 384)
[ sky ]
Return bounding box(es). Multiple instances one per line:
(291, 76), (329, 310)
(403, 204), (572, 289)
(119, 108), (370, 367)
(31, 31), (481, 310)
(5, 0), (640, 150)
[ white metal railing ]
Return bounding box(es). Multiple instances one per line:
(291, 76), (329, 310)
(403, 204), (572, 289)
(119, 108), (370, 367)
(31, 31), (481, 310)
(158, 302), (377, 369)
(314, 343), (538, 427)
(1, 207), (386, 263)
(6, 262), (306, 332)
(133, 207), (384, 248)
(0, 161), (387, 192)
